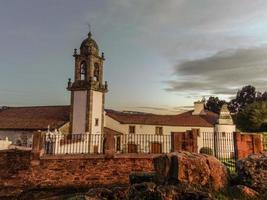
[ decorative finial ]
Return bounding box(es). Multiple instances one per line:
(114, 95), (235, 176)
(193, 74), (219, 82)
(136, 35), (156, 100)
(87, 22), (92, 38)
(88, 31), (92, 38)
(104, 81), (108, 89)
(68, 78), (72, 88)
(101, 52), (105, 60)
(74, 48), (77, 55)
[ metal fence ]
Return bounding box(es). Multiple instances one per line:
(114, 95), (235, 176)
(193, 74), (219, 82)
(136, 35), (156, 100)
(44, 133), (104, 155)
(116, 134), (171, 154)
(202, 132), (236, 172)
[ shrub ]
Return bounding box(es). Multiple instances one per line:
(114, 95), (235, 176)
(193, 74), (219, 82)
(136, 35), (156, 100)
(200, 147), (213, 155)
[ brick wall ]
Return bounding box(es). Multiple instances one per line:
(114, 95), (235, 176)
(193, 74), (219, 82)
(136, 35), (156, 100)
(234, 132), (263, 159)
(0, 150), (154, 196)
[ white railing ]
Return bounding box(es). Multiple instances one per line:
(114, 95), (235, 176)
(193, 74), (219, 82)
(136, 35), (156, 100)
(44, 133), (104, 155)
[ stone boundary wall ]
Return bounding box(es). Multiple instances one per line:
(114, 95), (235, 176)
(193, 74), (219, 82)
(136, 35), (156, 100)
(0, 149), (154, 197)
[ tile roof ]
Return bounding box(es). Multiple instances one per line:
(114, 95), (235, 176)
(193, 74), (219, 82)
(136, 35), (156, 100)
(0, 106), (70, 130)
(105, 109), (218, 127)
(0, 106), (218, 131)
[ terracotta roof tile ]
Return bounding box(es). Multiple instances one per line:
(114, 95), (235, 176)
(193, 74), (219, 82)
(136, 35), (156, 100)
(0, 106), (70, 130)
(0, 106), (218, 131)
(105, 109), (218, 127)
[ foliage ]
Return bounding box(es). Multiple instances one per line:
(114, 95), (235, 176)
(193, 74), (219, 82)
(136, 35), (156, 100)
(236, 101), (267, 132)
(228, 85), (258, 113)
(205, 96), (226, 114)
(200, 147), (213, 155)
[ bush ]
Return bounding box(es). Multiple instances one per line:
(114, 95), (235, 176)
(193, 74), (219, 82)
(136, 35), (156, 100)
(200, 147), (213, 155)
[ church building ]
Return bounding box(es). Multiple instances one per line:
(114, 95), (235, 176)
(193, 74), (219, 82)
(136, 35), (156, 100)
(0, 32), (235, 151)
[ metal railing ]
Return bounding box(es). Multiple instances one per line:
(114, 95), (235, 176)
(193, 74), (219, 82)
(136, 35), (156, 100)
(116, 134), (171, 154)
(201, 132), (236, 172)
(44, 133), (104, 155)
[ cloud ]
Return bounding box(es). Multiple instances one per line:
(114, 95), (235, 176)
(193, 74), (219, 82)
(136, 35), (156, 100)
(165, 46), (267, 97)
(126, 105), (192, 114)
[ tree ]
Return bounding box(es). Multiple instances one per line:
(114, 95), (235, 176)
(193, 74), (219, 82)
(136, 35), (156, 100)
(236, 101), (267, 132)
(260, 92), (267, 101)
(205, 96), (226, 114)
(228, 85), (257, 113)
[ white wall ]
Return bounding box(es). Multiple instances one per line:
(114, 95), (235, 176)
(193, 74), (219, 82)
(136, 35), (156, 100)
(105, 114), (215, 152)
(91, 91), (103, 134)
(215, 124), (236, 158)
(72, 91), (87, 134)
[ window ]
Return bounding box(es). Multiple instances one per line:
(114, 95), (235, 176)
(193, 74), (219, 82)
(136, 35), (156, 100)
(95, 118), (99, 126)
(80, 62), (87, 80)
(155, 127), (163, 135)
(129, 126), (135, 134)
(94, 63), (99, 81)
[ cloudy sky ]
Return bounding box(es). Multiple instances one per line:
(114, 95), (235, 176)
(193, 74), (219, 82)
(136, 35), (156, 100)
(0, 0), (267, 113)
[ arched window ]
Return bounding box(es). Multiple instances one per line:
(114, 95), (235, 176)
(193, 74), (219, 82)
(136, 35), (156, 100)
(80, 61), (87, 80)
(94, 63), (100, 81)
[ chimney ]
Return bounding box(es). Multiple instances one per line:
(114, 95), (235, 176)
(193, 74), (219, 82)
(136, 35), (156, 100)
(192, 100), (206, 115)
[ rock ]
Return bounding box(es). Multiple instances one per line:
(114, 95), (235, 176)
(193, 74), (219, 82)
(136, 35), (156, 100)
(232, 185), (259, 198)
(127, 182), (163, 200)
(85, 188), (116, 200)
(129, 171), (156, 184)
(153, 151), (229, 191)
(237, 152), (267, 192)
(127, 182), (213, 200)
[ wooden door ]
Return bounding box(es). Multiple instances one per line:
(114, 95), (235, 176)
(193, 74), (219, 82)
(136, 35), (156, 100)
(150, 142), (162, 153)
(128, 143), (138, 153)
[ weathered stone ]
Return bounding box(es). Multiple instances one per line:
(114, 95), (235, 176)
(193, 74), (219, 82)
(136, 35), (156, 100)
(232, 185), (259, 198)
(237, 152), (267, 192)
(153, 151), (229, 191)
(129, 171), (156, 184)
(127, 182), (213, 200)
(0, 150), (154, 198)
(86, 188), (114, 200)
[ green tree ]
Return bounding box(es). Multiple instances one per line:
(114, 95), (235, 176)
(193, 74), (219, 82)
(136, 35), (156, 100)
(236, 101), (267, 132)
(205, 96), (226, 114)
(229, 85), (257, 113)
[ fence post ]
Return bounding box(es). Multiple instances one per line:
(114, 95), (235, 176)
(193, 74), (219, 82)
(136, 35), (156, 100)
(103, 132), (115, 158)
(252, 134), (263, 154)
(31, 131), (45, 165)
(191, 129), (199, 153)
(233, 132), (241, 160)
(213, 132), (218, 158)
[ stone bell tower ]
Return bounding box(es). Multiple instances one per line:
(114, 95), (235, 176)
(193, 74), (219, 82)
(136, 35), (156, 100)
(67, 32), (108, 134)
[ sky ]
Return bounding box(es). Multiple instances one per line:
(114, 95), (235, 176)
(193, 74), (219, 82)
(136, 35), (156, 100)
(0, 0), (267, 114)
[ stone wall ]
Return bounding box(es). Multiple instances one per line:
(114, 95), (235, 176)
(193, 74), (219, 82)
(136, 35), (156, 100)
(0, 149), (154, 197)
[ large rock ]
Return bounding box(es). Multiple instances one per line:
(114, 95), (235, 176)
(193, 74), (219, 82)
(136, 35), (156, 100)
(153, 151), (229, 191)
(237, 153), (267, 192)
(127, 182), (212, 200)
(231, 185), (259, 198)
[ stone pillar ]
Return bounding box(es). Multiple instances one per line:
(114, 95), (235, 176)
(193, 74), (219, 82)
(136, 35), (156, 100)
(191, 129), (199, 153)
(234, 132), (263, 160)
(31, 131), (45, 165)
(103, 132), (115, 158)
(233, 132), (241, 159)
(171, 132), (183, 152)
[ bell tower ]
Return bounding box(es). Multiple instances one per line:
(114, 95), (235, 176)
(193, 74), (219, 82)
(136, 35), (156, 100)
(67, 32), (108, 134)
